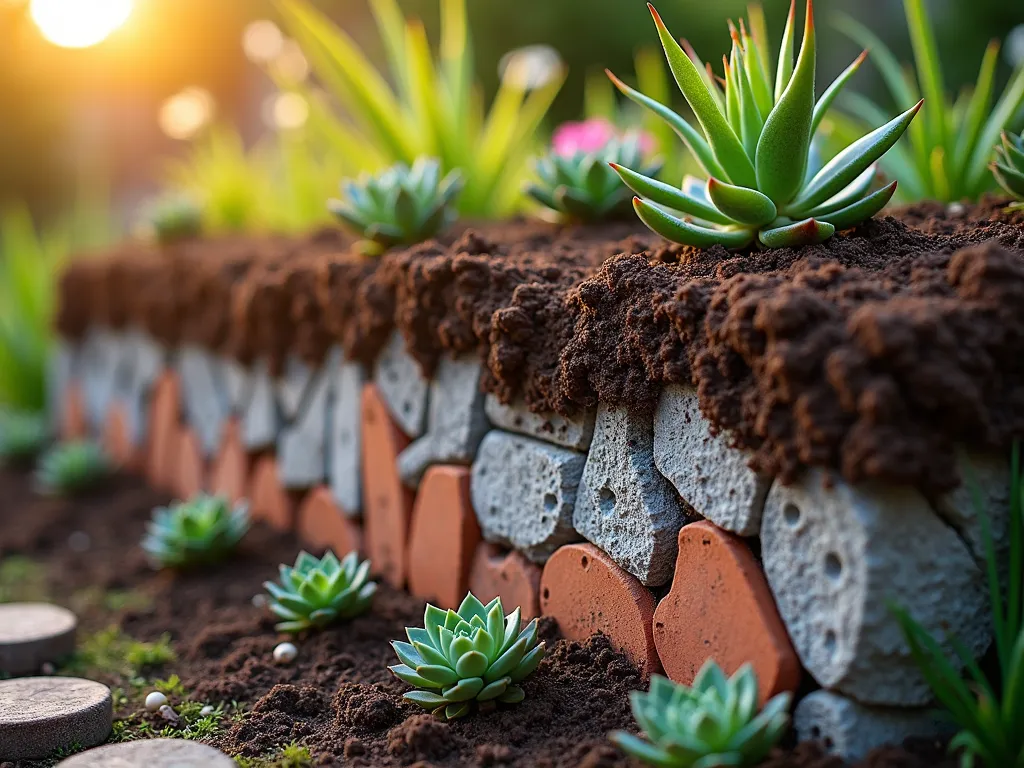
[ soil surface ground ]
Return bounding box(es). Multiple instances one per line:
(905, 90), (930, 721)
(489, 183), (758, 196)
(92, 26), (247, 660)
(0, 467), (958, 767)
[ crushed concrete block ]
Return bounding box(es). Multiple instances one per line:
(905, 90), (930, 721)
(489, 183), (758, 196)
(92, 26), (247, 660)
(122, 331), (165, 447)
(278, 365), (330, 489)
(178, 345), (229, 458)
(397, 357), (489, 487)
(241, 359), (280, 451)
(328, 349), (366, 517)
(573, 404), (689, 587)
(276, 355), (315, 422)
(373, 330), (429, 438)
(471, 430), (584, 562)
(794, 691), (954, 762)
(761, 469), (991, 706)
(47, 341), (78, 436)
(222, 357), (255, 415)
(654, 385), (770, 536)
(80, 329), (128, 434)
(484, 395), (595, 451)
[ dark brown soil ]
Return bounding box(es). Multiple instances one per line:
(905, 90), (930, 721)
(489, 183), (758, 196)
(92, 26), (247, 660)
(0, 468), (959, 767)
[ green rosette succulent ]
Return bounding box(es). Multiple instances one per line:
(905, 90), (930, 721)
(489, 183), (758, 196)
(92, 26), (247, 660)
(35, 440), (112, 496)
(142, 494), (250, 569)
(328, 157), (463, 255)
(0, 409), (49, 463)
(610, 0), (921, 249)
(143, 194), (203, 244)
(525, 134), (663, 222)
(389, 594), (545, 721)
(610, 661), (791, 767)
(993, 132), (1024, 212)
(264, 550), (377, 633)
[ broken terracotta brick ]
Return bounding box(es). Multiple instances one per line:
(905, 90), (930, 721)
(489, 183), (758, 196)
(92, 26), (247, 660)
(173, 427), (205, 501)
(249, 455), (296, 532)
(653, 520), (801, 704)
(469, 542), (542, 621)
(406, 466), (481, 610)
(361, 384), (415, 589)
(209, 418), (249, 505)
(146, 372), (180, 492)
(297, 486), (363, 557)
(102, 400), (139, 471)
(540, 542), (661, 678)
(61, 383), (88, 442)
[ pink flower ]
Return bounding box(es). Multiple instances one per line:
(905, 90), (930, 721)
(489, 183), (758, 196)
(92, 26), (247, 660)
(552, 119), (618, 156)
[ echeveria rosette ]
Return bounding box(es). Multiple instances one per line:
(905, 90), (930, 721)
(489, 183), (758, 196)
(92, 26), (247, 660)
(0, 409), (49, 463)
(35, 440), (112, 496)
(264, 550), (377, 633)
(610, 661), (791, 767)
(142, 494), (250, 569)
(610, 0), (921, 249)
(389, 594), (545, 721)
(993, 132), (1024, 212)
(328, 157), (463, 255)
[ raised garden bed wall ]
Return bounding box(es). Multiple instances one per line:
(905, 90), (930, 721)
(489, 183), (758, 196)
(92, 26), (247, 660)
(52, 202), (1024, 761)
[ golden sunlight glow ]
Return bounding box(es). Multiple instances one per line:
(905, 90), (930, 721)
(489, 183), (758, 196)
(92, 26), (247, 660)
(159, 88), (215, 141)
(30, 0), (133, 49)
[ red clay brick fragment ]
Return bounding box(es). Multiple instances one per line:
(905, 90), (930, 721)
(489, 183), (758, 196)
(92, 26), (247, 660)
(146, 372), (179, 492)
(469, 542), (542, 621)
(103, 401), (139, 471)
(209, 419), (249, 505)
(173, 427), (205, 501)
(540, 543), (661, 678)
(298, 486), (363, 557)
(361, 384), (415, 589)
(61, 384), (88, 441)
(249, 455), (296, 531)
(653, 521), (800, 704)
(406, 466), (481, 610)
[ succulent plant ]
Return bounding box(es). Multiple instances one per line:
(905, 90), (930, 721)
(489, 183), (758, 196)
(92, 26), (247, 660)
(264, 550), (377, 633)
(610, 662), (791, 767)
(993, 132), (1024, 211)
(609, 1), (920, 249)
(35, 440), (112, 496)
(143, 194), (203, 244)
(142, 494), (250, 569)
(328, 158), (463, 255)
(0, 409), (49, 463)
(389, 594), (545, 721)
(525, 129), (663, 222)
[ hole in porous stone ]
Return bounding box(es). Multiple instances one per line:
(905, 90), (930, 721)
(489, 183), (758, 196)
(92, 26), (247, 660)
(581, 555), (589, 569)
(542, 587), (550, 601)
(783, 502), (801, 526)
(823, 737), (835, 752)
(824, 552), (842, 581)
(598, 486), (616, 516)
(824, 629), (838, 658)
(543, 493), (557, 512)
(489, 506), (499, 517)
(810, 726), (822, 740)
(401, 400), (412, 415)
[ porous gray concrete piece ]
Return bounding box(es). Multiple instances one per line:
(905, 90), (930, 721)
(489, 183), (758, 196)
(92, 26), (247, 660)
(241, 359), (280, 451)
(222, 357), (254, 414)
(278, 365), (330, 489)
(328, 349), (366, 516)
(484, 395), (595, 451)
(80, 329), (128, 434)
(397, 357), (489, 487)
(122, 331), (166, 447)
(653, 385), (770, 536)
(471, 430), (585, 562)
(58, 738), (236, 766)
(276, 355), (315, 422)
(572, 404), (689, 586)
(0, 677), (112, 760)
(48, 340), (78, 435)
(373, 330), (429, 438)
(794, 691), (954, 762)
(0, 603), (77, 676)
(178, 345), (230, 458)
(761, 469), (991, 706)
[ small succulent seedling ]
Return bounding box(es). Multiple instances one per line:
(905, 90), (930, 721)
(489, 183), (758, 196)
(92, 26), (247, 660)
(610, 661), (791, 767)
(610, 0), (920, 249)
(389, 593), (545, 721)
(141, 494), (250, 569)
(143, 194), (203, 244)
(35, 440), (112, 496)
(992, 132), (1024, 212)
(328, 157), (463, 255)
(0, 409), (49, 463)
(264, 550), (376, 633)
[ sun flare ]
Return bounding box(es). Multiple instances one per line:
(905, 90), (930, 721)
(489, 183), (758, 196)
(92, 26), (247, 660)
(30, 0), (133, 49)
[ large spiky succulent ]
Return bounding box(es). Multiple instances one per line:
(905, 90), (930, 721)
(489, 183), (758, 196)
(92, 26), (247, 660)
(389, 594), (545, 721)
(610, 1), (921, 249)
(610, 662), (791, 767)
(142, 494), (250, 569)
(35, 440), (112, 496)
(263, 550), (377, 633)
(0, 409), (49, 463)
(328, 157), (463, 255)
(993, 132), (1024, 212)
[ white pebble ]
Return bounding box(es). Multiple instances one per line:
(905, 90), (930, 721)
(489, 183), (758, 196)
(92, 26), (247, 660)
(144, 691), (168, 712)
(273, 641), (298, 664)
(947, 202), (967, 217)
(251, 594), (268, 608)
(158, 704), (179, 724)
(199, 705), (215, 716)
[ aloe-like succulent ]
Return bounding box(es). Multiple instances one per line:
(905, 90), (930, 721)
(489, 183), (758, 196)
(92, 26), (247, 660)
(143, 194), (203, 244)
(264, 550), (377, 633)
(993, 132), (1024, 211)
(610, 1), (920, 249)
(389, 594), (545, 721)
(35, 440), (112, 496)
(0, 409), (49, 463)
(610, 662), (791, 767)
(328, 157), (463, 255)
(142, 494), (250, 569)
(525, 131), (663, 222)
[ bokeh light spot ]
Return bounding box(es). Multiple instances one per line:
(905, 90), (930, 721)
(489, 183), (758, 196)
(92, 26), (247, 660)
(30, 0), (133, 49)
(159, 88), (216, 141)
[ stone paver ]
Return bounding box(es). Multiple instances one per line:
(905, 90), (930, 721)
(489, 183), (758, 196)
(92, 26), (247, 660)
(328, 352), (366, 517)
(222, 357), (254, 414)
(241, 360), (280, 451)
(178, 345), (229, 458)
(373, 330), (429, 438)
(469, 543), (542, 621)
(0, 677), (111, 760)
(276, 355), (315, 422)
(0, 603), (77, 676)
(278, 365), (329, 489)
(484, 395), (595, 451)
(122, 331), (165, 448)
(58, 738), (236, 766)
(80, 330), (127, 435)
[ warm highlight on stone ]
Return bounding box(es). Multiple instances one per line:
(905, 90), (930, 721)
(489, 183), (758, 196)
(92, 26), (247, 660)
(407, 466), (481, 609)
(146, 372), (180, 492)
(654, 521), (800, 704)
(361, 384), (415, 589)
(173, 427), (205, 501)
(102, 401), (138, 471)
(297, 486), (363, 557)
(249, 456), (295, 531)
(209, 419), (249, 505)
(540, 543), (660, 677)
(61, 384), (88, 442)
(469, 542), (542, 621)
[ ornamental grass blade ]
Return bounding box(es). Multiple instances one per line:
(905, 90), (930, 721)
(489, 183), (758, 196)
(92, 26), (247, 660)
(706, 178), (776, 226)
(811, 50), (867, 138)
(967, 64), (1024, 194)
(953, 41), (999, 182)
(817, 180), (897, 231)
(756, 0), (815, 205)
(440, 0), (470, 123)
(904, 0), (948, 157)
(368, 0), (409, 99)
(633, 197), (755, 249)
(838, 92), (925, 198)
(611, 164), (733, 224)
(758, 217), (833, 248)
(774, 0), (797, 102)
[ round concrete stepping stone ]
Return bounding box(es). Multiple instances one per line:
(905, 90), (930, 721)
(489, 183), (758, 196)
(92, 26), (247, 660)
(249, 456), (296, 531)
(209, 418), (249, 505)
(298, 486), (363, 556)
(0, 603), (77, 676)
(0, 677), (112, 760)
(469, 542), (542, 621)
(58, 738), (236, 766)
